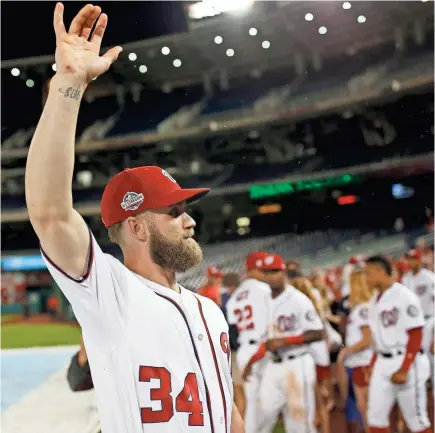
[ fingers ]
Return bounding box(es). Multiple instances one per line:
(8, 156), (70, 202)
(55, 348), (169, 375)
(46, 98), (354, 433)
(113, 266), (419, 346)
(90, 13), (108, 50)
(102, 46), (123, 65)
(53, 2), (66, 38)
(69, 4), (95, 36)
(80, 5), (102, 40)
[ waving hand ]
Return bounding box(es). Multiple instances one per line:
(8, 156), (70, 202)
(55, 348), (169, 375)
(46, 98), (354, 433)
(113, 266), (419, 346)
(53, 3), (122, 84)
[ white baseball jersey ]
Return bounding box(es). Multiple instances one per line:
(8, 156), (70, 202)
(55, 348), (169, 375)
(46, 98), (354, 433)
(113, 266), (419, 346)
(368, 282), (425, 356)
(225, 278), (271, 374)
(344, 303), (373, 368)
(226, 278), (271, 345)
(269, 285), (324, 358)
(402, 268), (435, 319)
(41, 232), (233, 433)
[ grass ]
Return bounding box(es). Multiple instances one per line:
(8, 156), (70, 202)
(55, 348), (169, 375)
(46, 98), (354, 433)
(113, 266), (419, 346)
(1, 322), (81, 349)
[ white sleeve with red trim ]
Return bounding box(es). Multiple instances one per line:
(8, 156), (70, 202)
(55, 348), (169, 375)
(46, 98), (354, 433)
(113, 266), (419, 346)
(400, 287), (425, 331)
(297, 292), (324, 333)
(41, 230), (128, 341)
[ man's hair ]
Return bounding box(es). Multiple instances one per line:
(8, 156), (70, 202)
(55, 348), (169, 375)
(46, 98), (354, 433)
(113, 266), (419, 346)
(366, 255), (393, 276)
(286, 259), (301, 269)
(222, 272), (241, 288)
(287, 269), (303, 279)
(107, 222), (124, 246)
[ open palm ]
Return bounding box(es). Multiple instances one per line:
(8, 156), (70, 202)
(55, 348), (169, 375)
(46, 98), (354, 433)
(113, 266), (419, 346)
(53, 2), (122, 84)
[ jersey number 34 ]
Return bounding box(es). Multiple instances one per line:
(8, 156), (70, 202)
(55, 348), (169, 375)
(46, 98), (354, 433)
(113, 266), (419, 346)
(139, 366), (204, 426)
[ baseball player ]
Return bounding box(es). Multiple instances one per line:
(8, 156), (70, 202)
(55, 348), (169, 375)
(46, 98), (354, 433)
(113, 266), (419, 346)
(402, 249), (435, 357)
(226, 252), (271, 433)
(250, 254), (324, 433)
(337, 269), (373, 432)
(25, 4), (243, 433)
(365, 255), (431, 433)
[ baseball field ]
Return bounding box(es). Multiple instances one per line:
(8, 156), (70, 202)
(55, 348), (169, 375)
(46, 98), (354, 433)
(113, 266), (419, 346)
(1, 315), (81, 349)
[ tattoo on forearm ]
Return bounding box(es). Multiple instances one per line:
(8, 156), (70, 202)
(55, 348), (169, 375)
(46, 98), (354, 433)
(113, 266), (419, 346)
(58, 86), (82, 100)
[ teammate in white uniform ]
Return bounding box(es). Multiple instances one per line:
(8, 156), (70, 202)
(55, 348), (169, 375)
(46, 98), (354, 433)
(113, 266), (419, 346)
(337, 269), (373, 432)
(403, 249), (435, 352)
(365, 256), (431, 433)
(251, 254), (324, 433)
(25, 5), (243, 433)
(226, 251), (271, 433)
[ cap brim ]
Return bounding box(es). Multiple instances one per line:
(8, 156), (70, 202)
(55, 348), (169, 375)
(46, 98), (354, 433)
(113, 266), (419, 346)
(160, 188), (210, 208)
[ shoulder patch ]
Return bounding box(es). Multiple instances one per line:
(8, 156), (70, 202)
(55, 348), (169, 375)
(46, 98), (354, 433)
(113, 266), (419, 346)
(359, 307), (369, 320)
(306, 310), (317, 322)
(407, 304), (419, 317)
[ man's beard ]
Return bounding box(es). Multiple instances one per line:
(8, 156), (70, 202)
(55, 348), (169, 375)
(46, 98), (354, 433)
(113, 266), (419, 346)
(147, 219), (203, 273)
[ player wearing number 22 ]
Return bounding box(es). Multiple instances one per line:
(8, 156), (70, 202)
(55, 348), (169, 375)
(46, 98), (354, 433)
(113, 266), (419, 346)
(365, 256), (431, 433)
(226, 251), (272, 433)
(25, 4), (243, 433)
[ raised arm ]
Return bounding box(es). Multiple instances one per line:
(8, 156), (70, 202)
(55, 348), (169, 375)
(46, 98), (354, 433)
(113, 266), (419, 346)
(25, 3), (121, 278)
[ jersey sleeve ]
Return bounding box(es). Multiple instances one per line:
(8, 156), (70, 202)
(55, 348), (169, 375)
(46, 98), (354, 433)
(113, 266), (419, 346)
(41, 230), (127, 340)
(401, 290), (425, 330)
(354, 304), (370, 329)
(225, 296), (237, 326)
(299, 295), (324, 332)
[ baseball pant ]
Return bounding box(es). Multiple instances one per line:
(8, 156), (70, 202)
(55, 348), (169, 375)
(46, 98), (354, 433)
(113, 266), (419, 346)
(244, 357), (268, 433)
(367, 352), (431, 432)
(257, 352), (317, 433)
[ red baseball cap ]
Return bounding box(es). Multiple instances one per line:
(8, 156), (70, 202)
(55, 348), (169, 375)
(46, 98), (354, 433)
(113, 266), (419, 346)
(405, 249), (422, 260)
(245, 252), (267, 270)
(258, 253), (286, 271)
(207, 266), (224, 279)
(101, 166), (209, 228)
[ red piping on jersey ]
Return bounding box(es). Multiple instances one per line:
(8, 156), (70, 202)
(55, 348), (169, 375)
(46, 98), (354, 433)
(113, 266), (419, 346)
(40, 229), (94, 283)
(196, 297), (228, 433)
(156, 293), (215, 433)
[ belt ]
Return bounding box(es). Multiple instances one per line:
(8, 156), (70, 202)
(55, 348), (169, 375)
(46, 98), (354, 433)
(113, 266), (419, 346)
(272, 352), (308, 363)
(379, 349), (424, 358)
(248, 340), (258, 345)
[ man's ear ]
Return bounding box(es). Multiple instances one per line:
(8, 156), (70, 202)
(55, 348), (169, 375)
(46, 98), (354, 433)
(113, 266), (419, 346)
(126, 216), (148, 242)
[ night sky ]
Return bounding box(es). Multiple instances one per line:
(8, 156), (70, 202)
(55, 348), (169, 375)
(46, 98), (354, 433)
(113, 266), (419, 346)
(1, 1), (188, 113)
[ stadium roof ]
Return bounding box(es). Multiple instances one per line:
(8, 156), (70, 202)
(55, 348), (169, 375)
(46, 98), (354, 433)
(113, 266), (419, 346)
(2, 1), (433, 90)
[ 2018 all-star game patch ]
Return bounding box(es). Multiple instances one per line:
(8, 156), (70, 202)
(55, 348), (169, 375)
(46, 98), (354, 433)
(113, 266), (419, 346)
(407, 304), (419, 317)
(306, 310), (316, 321)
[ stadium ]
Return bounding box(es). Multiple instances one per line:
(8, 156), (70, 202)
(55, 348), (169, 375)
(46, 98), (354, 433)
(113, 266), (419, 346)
(1, 1), (434, 433)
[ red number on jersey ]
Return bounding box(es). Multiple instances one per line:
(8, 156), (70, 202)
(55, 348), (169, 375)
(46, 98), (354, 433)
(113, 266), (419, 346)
(234, 305), (255, 332)
(139, 366), (174, 423)
(139, 366), (204, 426)
(175, 373), (204, 426)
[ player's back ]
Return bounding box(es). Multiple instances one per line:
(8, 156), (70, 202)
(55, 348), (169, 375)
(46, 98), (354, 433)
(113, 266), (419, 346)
(226, 278), (271, 344)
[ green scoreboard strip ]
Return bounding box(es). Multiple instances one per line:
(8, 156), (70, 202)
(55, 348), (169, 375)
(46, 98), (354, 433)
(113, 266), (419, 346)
(250, 174), (362, 200)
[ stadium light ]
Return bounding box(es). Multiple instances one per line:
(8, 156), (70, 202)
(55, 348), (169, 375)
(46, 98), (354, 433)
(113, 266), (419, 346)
(128, 53), (137, 61)
(139, 65), (148, 73)
(249, 27), (258, 36)
(318, 26), (327, 35)
(26, 79), (35, 88)
(343, 2), (351, 9)
(52, 64), (57, 72)
(173, 59), (182, 67)
(262, 40), (271, 49)
(11, 68), (20, 77)
(214, 36), (223, 44)
(305, 13), (314, 21)
(161, 46), (170, 55)
(226, 48), (235, 57)
(357, 15), (366, 23)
